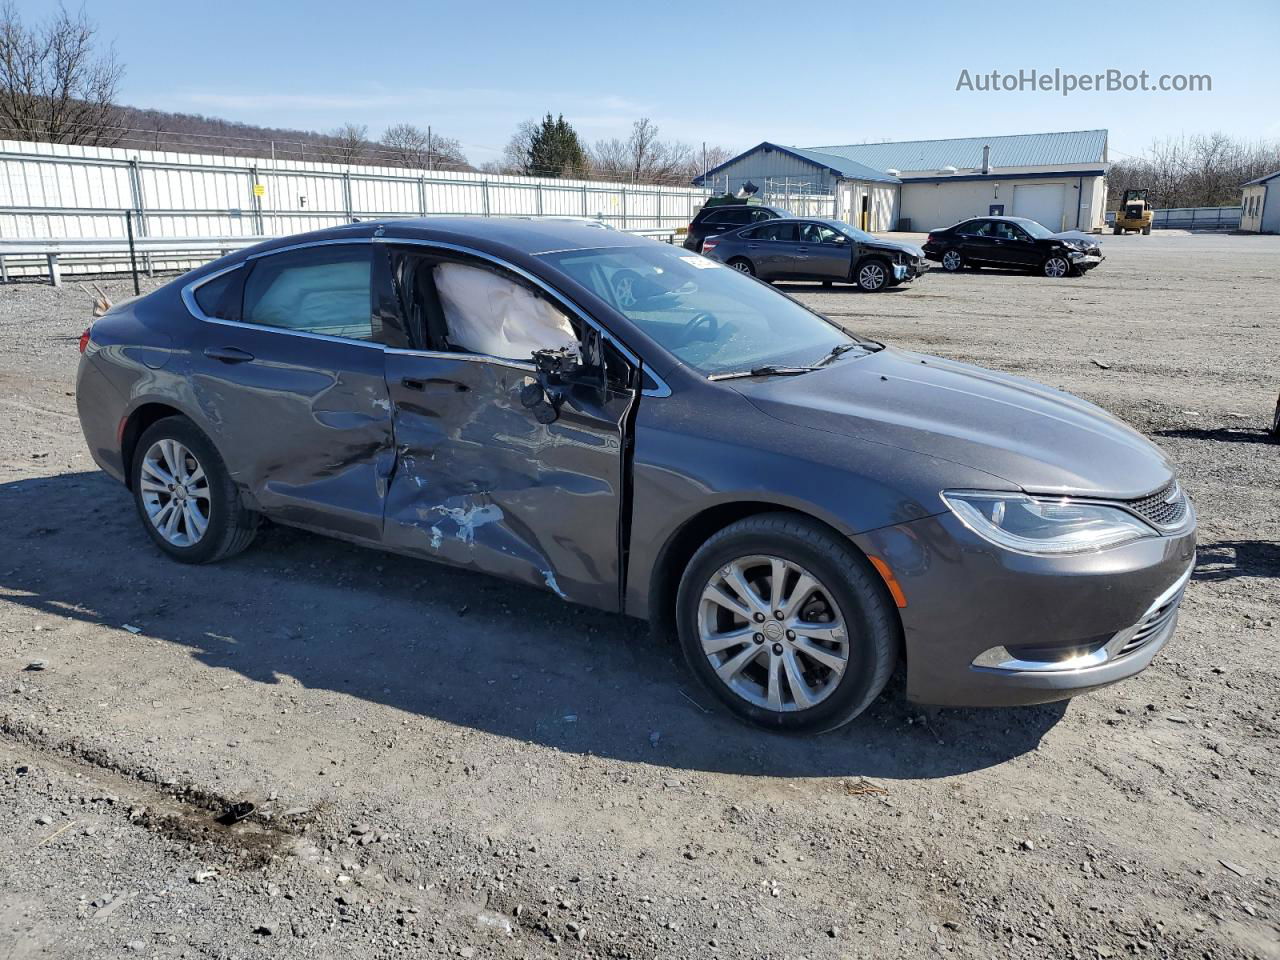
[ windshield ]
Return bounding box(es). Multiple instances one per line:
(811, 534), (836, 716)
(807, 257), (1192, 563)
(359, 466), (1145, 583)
(541, 245), (855, 375)
(836, 222), (875, 242)
(1013, 218), (1054, 239)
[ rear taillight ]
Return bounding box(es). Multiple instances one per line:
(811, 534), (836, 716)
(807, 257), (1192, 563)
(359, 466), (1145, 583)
(701, 237), (719, 253)
(78, 326), (92, 354)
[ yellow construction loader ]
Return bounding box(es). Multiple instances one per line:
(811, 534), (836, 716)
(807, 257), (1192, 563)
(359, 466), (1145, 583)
(1113, 188), (1153, 235)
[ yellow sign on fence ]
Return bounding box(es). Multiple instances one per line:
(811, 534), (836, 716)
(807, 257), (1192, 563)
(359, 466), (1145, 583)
(252, 183), (265, 197)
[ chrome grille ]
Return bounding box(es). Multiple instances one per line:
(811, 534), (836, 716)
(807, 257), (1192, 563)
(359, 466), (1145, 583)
(1125, 481), (1188, 529)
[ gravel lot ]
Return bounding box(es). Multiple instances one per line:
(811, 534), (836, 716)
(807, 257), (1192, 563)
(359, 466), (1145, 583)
(1, 231), (1277, 959)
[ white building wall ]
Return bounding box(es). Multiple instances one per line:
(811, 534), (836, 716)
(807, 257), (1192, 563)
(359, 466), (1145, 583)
(900, 175), (1106, 232)
(1240, 185), (1265, 231)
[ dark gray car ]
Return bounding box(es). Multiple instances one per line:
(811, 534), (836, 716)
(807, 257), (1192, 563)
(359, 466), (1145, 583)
(701, 218), (928, 291)
(75, 219), (1196, 733)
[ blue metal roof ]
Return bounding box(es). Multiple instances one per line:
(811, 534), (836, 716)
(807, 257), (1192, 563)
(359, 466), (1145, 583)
(804, 129), (1108, 174)
(1243, 169), (1280, 186)
(692, 141), (900, 186)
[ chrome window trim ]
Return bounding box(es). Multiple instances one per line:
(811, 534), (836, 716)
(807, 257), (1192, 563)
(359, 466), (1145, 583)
(182, 235), (673, 395)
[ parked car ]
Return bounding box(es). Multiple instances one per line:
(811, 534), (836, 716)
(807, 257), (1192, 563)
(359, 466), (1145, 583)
(76, 219), (1195, 733)
(682, 201), (790, 253)
(923, 216), (1104, 277)
(702, 218), (927, 291)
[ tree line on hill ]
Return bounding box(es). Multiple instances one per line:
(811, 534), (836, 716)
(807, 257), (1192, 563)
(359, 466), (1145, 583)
(1107, 134), (1280, 209)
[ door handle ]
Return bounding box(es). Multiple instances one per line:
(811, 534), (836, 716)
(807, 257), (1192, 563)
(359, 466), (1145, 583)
(402, 377), (468, 393)
(204, 346), (255, 364)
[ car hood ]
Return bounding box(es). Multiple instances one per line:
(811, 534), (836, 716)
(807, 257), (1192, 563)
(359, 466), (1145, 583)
(731, 347), (1173, 499)
(864, 238), (924, 258)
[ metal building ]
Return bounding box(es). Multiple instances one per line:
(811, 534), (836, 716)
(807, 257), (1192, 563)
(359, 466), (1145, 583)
(695, 130), (1111, 233)
(1240, 170), (1280, 233)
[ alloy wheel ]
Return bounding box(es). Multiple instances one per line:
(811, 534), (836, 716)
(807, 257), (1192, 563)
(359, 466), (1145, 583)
(731, 260), (752, 274)
(612, 274), (636, 307)
(1043, 256), (1069, 278)
(139, 439), (211, 547)
(941, 250), (962, 271)
(858, 263), (887, 290)
(697, 555), (850, 712)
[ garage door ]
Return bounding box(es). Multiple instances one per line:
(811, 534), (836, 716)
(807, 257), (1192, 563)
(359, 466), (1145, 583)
(1012, 183), (1066, 231)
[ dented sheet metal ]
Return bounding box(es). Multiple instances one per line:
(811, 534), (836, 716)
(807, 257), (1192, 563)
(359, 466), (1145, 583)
(189, 322), (394, 541)
(382, 352), (631, 610)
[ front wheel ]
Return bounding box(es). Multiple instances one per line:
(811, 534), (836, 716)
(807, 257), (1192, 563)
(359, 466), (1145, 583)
(1042, 255), (1071, 278)
(940, 248), (964, 272)
(727, 257), (755, 277)
(676, 513), (899, 734)
(1142, 225), (1152, 235)
(855, 258), (891, 292)
(131, 416), (258, 564)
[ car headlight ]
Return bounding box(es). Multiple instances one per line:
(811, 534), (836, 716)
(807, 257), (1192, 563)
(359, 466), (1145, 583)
(941, 491), (1156, 555)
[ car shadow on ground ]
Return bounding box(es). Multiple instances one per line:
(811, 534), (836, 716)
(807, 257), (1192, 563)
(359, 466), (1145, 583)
(1193, 540), (1280, 582)
(0, 471), (1067, 781)
(1154, 427), (1276, 445)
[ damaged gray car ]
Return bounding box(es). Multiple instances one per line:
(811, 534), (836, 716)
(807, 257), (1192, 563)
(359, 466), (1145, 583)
(76, 219), (1196, 733)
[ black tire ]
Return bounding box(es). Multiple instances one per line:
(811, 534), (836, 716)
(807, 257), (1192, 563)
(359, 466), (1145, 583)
(939, 247), (964, 272)
(854, 257), (891, 292)
(1271, 395), (1280, 439)
(1112, 226), (1122, 235)
(1142, 225), (1152, 235)
(675, 513), (900, 734)
(727, 257), (755, 277)
(131, 416), (257, 564)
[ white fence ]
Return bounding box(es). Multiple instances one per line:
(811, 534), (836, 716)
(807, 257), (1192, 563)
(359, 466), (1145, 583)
(1105, 205), (1242, 231)
(0, 140), (715, 278)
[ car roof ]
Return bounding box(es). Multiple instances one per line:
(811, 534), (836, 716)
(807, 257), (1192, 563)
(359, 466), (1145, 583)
(238, 217), (649, 260)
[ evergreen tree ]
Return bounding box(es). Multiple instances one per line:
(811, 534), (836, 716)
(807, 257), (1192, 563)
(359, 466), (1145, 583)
(524, 113), (588, 178)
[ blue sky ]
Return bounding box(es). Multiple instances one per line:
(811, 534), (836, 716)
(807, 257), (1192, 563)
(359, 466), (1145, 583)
(24, 1), (1280, 166)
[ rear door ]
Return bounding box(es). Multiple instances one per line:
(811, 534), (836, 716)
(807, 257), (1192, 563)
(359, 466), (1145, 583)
(379, 246), (638, 611)
(185, 242), (398, 541)
(744, 221), (799, 278)
(959, 220), (1000, 264)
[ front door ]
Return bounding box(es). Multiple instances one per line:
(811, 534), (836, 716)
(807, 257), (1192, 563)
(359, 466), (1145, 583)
(379, 248), (636, 611)
(796, 222), (853, 280)
(186, 242), (396, 542)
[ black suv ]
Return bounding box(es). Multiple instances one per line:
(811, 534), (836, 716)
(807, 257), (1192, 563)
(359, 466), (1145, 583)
(923, 216), (1104, 278)
(683, 202), (790, 253)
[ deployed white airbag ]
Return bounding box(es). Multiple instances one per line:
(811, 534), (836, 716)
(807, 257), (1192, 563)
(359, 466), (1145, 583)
(434, 262), (577, 360)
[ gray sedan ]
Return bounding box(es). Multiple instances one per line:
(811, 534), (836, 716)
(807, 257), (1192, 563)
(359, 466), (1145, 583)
(701, 218), (928, 291)
(76, 218), (1195, 733)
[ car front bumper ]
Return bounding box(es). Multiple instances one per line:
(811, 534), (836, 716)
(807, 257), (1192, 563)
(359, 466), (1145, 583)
(894, 258), (930, 282)
(854, 508), (1197, 707)
(1071, 251), (1105, 271)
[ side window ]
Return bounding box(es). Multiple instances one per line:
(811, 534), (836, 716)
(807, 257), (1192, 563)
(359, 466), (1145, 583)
(757, 222), (797, 242)
(799, 223), (843, 244)
(970, 221), (995, 237)
(957, 219), (986, 236)
(431, 261), (579, 362)
(739, 226), (760, 240)
(193, 268), (242, 321)
(750, 208), (777, 223)
(242, 246), (376, 342)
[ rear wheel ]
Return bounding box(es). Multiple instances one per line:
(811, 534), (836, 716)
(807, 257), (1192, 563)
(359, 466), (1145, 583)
(940, 248), (964, 272)
(676, 513), (899, 734)
(1042, 255), (1071, 278)
(131, 417), (257, 564)
(1142, 225), (1152, 235)
(855, 258), (891, 292)
(727, 257), (755, 277)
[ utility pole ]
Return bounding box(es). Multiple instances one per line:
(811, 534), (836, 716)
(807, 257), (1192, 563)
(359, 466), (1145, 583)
(426, 125), (433, 171)
(701, 141), (707, 189)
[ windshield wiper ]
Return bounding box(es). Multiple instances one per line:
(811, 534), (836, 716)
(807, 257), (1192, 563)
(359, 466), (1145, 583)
(815, 340), (882, 367)
(708, 365), (817, 381)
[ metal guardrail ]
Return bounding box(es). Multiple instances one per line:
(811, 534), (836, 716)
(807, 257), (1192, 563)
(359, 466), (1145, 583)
(0, 225), (685, 287)
(1105, 206), (1242, 231)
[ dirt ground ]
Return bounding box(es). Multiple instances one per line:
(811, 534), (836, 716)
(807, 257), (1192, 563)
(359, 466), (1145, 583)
(0, 231), (1277, 960)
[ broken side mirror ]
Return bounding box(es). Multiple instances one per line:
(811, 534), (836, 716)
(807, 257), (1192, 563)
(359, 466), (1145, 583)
(521, 346), (582, 424)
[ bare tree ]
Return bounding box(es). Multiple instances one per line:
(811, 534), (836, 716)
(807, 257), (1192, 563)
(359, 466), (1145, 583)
(379, 123), (470, 170)
(320, 122), (368, 164)
(0, 2), (123, 145)
(589, 118), (695, 184)
(1109, 133), (1280, 208)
